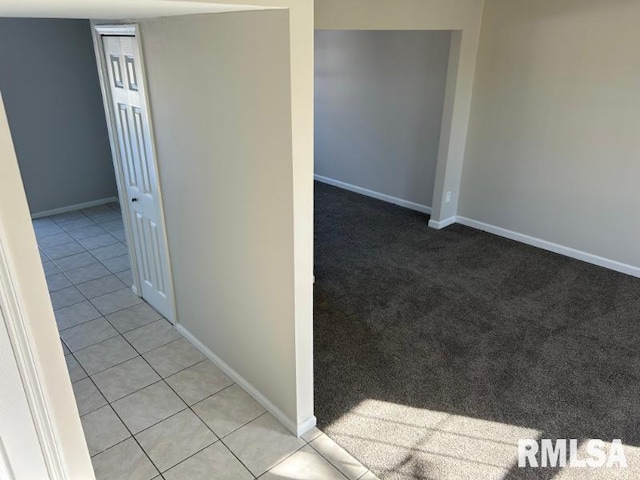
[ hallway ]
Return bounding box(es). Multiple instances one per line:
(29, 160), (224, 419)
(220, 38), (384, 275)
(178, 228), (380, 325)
(35, 202), (377, 480)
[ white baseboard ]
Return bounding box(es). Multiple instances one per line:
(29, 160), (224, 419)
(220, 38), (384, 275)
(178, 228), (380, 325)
(314, 174), (431, 215)
(31, 197), (119, 219)
(456, 216), (640, 278)
(175, 323), (316, 437)
(428, 217), (456, 230)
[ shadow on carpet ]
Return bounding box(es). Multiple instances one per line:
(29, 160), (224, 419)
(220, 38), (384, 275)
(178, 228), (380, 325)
(313, 182), (640, 480)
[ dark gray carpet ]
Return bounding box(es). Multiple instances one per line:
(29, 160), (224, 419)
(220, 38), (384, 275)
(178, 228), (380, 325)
(313, 182), (640, 480)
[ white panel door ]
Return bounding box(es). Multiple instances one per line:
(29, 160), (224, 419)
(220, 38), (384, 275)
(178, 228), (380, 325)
(0, 307), (49, 480)
(102, 35), (173, 320)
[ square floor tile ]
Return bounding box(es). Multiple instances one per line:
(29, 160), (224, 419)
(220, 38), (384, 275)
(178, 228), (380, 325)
(93, 211), (123, 224)
(54, 252), (99, 272)
(357, 472), (380, 480)
(143, 338), (205, 378)
(50, 286), (85, 310)
(59, 217), (96, 232)
(92, 437), (158, 480)
(34, 222), (63, 238)
(78, 233), (119, 251)
(111, 229), (127, 243)
(42, 261), (61, 276)
(72, 378), (107, 415)
(124, 319), (181, 354)
(92, 288), (142, 315)
(136, 409), (216, 472)
(101, 219), (125, 233)
(166, 360), (233, 406)
(76, 275), (127, 299)
(42, 241), (85, 260)
(33, 217), (55, 228)
(111, 381), (187, 434)
(81, 405), (130, 456)
(75, 336), (138, 375)
(90, 243), (129, 262)
(35, 225), (64, 240)
(224, 414), (305, 476)
(61, 340), (70, 355)
(163, 442), (252, 480)
(65, 354), (87, 382)
(260, 445), (348, 480)
(107, 303), (162, 333)
(301, 426), (322, 443)
(50, 211), (86, 224)
(309, 434), (368, 480)
(55, 301), (102, 330)
(192, 384), (264, 437)
(60, 318), (118, 352)
(115, 269), (133, 287)
(101, 254), (131, 274)
(46, 273), (72, 292)
(92, 357), (160, 402)
(65, 263), (111, 285)
(82, 205), (114, 217)
(68, 224), (108, 241)
(37, 232), (73, 249)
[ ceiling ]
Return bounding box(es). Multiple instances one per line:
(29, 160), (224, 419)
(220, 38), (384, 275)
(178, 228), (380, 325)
(0, 0), (270, 19)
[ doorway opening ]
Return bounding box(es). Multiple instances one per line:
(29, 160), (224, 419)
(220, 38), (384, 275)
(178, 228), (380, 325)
(314, 29), (453, 215)
(1, 9), (318, 478)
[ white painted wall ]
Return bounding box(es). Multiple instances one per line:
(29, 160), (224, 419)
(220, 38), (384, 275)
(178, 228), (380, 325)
(0, 18), (117, 216)
(315, 0), (485, 223)
(459, 0), (640, 269)
(314, 30), (451, 209)
(138, 10), (312, 431)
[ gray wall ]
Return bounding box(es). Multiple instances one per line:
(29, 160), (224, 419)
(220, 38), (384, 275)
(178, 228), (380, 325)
(314, 30), (451, 208)
(0, 18), (117, 215)
(459, 0), (640, 268)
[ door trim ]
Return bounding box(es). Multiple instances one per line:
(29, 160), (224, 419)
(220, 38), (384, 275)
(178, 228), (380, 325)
(0, 241), (66, 479)
(91, 23), (177, 323)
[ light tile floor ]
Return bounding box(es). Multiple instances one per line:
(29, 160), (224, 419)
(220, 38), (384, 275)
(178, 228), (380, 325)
(34, 203), (378, 480)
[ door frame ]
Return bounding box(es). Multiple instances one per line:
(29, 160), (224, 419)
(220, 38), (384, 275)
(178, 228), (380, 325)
(0, 241), (65, 479)
(91, 23), (177, 323)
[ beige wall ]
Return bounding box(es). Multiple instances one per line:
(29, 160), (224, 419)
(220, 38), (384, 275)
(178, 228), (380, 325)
(189, 0), (316, 431)
(138, 10), (308, 430)
(459, 0), (640, 268)
(316, 0), (483, 31)
(314, 0), (485, 224)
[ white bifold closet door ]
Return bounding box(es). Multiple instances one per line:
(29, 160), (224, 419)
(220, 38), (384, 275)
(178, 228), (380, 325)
(102, 35), (173, 320)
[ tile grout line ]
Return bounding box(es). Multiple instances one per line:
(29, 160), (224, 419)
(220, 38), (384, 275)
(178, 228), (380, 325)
(95, 305), (304, 479)
(307, 442), (358, 480)
(48, 211), (127, 317)
(97, 319), (204, 477)
(40, 206), (321, 480)
(100, 309), (259, 479)
(66, 249), (164, 477)
(90, 379), (164, 478)
(48, 207), (161, 464)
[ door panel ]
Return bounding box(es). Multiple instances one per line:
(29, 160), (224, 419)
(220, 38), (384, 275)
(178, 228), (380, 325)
(102, 35), (173, 320)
